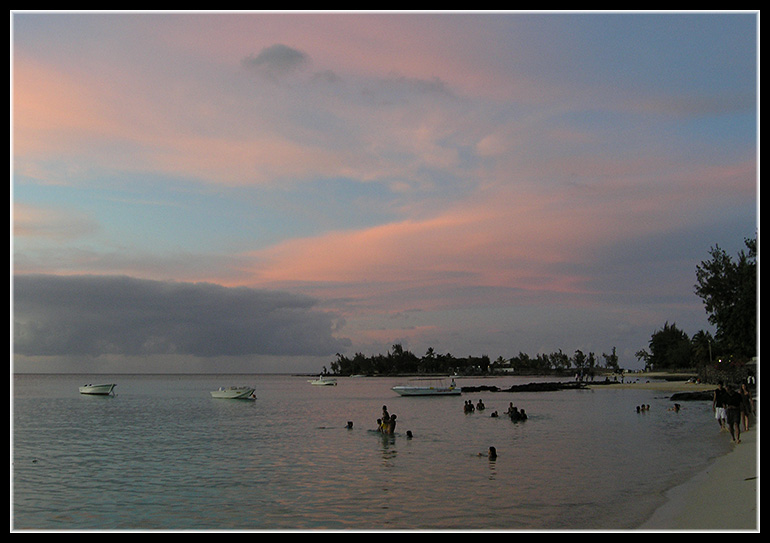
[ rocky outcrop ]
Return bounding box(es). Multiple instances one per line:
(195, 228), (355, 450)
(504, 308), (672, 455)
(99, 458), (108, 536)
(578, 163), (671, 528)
(669, 390), (715, 401)
(461, 381), (589, 393)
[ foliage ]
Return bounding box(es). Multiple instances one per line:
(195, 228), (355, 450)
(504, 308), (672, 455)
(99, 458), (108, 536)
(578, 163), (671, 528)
(329, 344), (621, 376)
(694, 235), (757, 359)
(646, 322), (692, 370)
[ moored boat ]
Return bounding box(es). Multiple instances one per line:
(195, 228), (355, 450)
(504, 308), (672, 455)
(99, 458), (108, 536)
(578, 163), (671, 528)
(392, 379), (460, 396)
(309, 375), (337, 386)
(79, 383), (116, 395)
(210, 386), (256, 399)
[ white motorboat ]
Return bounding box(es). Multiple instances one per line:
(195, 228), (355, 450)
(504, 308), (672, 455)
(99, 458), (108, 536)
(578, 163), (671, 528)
(210, 386), (256, 399)
(392, 379), (461, 396)
(309, 375), (337, 386)
(79, 383), (116, 395)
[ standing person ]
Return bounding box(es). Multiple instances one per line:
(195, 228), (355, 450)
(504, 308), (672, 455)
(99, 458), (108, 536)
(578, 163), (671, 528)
(712, 382), (728, 430)
(724, 385), (743, 443)
(740, 382), (754, 432)
(386, 414), (397, 435)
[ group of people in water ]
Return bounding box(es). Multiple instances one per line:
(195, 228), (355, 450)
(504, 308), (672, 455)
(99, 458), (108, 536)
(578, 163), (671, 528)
(464, 399), (528, 422)
(376, 405), (398, 435)
(371, 397), (529, 441)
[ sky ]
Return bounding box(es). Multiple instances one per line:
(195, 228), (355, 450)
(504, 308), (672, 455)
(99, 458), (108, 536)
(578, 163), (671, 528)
(11, 11), (758, 374)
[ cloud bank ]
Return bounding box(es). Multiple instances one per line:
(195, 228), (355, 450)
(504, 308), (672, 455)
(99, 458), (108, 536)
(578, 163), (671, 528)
(13, 274), (350, 358)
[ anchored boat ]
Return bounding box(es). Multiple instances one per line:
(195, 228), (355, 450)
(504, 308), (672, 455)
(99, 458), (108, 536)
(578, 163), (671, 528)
(309, 375), (337, 386)
(392, 379), (461, 396)
(210, 386), (256, 399)
(79, 383), (116, 395)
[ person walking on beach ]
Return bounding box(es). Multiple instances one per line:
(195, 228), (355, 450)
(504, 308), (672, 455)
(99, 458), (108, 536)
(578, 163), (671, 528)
(712, 382), (728, 431)
(724, 385), (743, 443)
(740, 382), (754, 431)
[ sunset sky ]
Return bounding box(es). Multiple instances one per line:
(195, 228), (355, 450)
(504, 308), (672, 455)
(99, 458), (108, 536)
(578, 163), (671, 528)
(12, 11), (758, 374)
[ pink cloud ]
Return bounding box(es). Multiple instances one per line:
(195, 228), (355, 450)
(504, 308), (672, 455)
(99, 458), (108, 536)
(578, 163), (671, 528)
(243, 145), (755, 312)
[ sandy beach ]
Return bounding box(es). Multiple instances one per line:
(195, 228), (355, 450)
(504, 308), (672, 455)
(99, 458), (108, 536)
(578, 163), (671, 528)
(587, 375), (716, 392)
(591, 378), (758, 531)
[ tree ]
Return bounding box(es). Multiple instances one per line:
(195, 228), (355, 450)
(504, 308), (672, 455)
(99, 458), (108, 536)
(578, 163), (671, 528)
(549, 350), (571, 371)
(602, 347), (619, 372)
(694, 235), (757, 359)
(690, 330), (715, 367)
(635, 349), (652, 372)
(572, 349), (587, 374)
(648, 322), (692, 370)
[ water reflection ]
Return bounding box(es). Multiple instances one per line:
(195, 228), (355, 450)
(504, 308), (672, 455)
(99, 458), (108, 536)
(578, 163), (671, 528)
(378, 433), (398, 466)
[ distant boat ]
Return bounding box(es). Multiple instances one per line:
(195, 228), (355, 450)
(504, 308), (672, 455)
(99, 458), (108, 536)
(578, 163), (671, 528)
(392, 379), (461, 397)
(309, 375), (337, 386)
(79, 383), (116, 395)
(210, 386), (256, 399)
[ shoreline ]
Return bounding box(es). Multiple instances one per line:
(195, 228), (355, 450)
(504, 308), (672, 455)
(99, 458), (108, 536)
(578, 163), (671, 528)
(589, 377), (758, 530)
(586, 378), (716, 393)
(639, 425), (758, 530)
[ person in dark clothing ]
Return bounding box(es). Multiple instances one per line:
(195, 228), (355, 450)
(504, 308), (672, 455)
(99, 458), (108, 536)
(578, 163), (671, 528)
(712, 382), (728, 430)
(723, 385), (743, 443)
(740, 382), (754, 431)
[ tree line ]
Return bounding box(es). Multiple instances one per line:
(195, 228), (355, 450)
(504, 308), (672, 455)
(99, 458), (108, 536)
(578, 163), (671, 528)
(326, 234), (756, 377)
(327, 344), (621, 377)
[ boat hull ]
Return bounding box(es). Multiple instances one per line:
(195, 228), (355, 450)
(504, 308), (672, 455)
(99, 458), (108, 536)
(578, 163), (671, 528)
(210, 387), (256, 399)
(392, 386), (461, 396)
(79, 384), (116, 395)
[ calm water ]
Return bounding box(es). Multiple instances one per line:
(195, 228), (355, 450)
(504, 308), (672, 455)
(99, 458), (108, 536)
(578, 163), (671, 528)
(12, 373), (731, 530)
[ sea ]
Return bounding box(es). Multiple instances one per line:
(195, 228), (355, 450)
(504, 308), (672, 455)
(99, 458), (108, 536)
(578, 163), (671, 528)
(12, 373), (733, 531)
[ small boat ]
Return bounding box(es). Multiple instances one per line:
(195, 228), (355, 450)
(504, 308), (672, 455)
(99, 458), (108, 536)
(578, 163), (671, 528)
(210, 386), (256, 399)
(309, 375), (337, 386)
(392, 379), (461, 396)
(79, 383), (116, 395)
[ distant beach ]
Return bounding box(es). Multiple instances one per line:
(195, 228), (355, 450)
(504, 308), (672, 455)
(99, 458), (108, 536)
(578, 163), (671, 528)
(587, 376), (715, 393)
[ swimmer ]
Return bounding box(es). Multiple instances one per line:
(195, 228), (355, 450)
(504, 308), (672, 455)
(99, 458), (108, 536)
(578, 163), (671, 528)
(479, 446), (497, 460)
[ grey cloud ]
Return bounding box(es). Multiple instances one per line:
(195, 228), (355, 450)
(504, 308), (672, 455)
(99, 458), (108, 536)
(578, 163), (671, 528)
(241, 44), (309, 79)
(13, 274), (350, 357)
